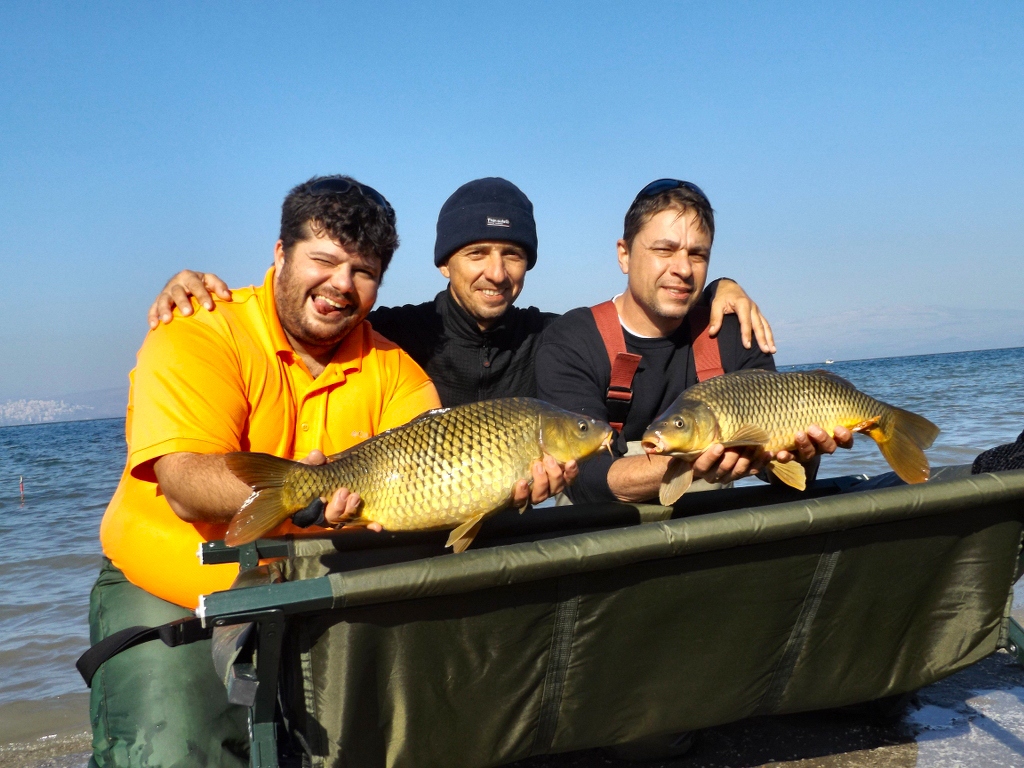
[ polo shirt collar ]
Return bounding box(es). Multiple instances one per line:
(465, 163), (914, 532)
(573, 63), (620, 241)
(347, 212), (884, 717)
(261, 266), (365, 382)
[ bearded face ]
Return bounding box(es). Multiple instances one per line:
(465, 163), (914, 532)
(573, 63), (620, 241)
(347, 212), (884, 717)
(273, 231), (381, 356)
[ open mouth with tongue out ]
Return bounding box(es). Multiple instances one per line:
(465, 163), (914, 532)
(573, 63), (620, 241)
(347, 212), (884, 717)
(311, 292), (353, 317)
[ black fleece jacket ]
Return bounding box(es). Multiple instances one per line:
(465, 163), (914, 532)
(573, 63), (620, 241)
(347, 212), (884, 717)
(367, 290), (557, 407)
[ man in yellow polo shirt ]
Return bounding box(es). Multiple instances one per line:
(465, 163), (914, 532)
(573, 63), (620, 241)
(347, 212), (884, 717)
(89, 176), (576, 768)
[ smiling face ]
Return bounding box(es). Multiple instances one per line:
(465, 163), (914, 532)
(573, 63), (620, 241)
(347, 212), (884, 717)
(439, 241), (528, 330)
(616, 207), (711, 337)
(273, 227), (381, 361)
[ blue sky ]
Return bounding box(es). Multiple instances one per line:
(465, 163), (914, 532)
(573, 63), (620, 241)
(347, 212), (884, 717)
(1, 2), (1022, 401)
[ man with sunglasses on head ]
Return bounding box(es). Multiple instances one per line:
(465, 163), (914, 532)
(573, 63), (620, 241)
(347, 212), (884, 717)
(536, 179), (853, 508)
(151, 179), (777, 411)
(88, 176), (577, 768)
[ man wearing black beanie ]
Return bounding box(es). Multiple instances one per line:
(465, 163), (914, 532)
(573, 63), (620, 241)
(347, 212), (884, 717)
(369, 177), (552, 407)
(150, 177), (773, 408)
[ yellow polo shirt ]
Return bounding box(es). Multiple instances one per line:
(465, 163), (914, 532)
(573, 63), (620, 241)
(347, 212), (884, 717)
(100, 267), (440, 608)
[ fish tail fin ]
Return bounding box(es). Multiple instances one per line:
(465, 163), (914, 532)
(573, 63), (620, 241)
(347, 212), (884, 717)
(224, 452), (295, 490)
(224, 452), (299, 546)
(870, 408), (941, 484)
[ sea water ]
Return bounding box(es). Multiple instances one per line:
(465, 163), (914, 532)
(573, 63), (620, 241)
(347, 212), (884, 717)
(0, 347), (1022, 707)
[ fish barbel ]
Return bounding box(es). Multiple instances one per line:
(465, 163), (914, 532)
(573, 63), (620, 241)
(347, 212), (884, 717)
(224, 398), (614, 551)
(641, 369), (940, 505)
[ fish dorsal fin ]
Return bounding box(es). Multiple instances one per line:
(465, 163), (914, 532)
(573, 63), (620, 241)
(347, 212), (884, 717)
(659, 458), (694, 506)
(768, 460), (807, 491)
(414, 407), (452, 422)
(446, 514), (485, 553)
(807, 370), (857, 389)
(721, 424), (770, 447)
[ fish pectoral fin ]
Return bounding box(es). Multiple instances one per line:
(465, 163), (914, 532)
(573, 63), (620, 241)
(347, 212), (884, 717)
(446, 515), (486, 553)
(768, 460), (807, 491)
(722, 424), (771, 446)
(668, 450), (706, 461)
(660, 458), (694, 506)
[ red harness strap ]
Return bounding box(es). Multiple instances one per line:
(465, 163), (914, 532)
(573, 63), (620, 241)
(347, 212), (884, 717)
(590, 301), (641, 432)
(590, 300), (724, 432)
(687, 304), (725, 381)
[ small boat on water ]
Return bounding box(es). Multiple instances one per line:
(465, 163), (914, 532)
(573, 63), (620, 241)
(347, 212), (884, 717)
(825, 358), (835, 364)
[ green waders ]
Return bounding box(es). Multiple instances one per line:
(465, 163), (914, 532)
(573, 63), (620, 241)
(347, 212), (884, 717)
(88, 559), (249, 768)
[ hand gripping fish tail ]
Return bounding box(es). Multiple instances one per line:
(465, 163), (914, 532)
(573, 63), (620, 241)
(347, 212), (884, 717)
(223, 398), (613, 551)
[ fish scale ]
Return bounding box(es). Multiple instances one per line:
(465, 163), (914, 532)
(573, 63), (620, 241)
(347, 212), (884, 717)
(642, 369), (940, 504)
(688, 370), (884, 451)
(308, 402), (537, 529)
(225, 397), (614, 547)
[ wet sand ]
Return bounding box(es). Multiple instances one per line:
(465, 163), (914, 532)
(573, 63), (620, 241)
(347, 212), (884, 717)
(4, 651), (1023, 768)
(0, 693), (89, 768)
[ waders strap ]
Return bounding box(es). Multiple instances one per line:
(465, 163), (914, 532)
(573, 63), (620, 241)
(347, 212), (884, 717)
(590, 301), (642, 432)
(687, 304), (724, 382)
(76, 617), (213, 687)
(590, 300), (724, 432)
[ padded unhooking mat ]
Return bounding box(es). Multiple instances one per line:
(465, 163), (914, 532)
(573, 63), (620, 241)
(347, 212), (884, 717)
(213, 469), (1024, 768)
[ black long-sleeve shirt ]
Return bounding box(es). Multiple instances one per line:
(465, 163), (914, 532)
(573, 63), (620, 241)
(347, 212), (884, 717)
(535, 302), (776, 504)
(368, 290), (557, 407)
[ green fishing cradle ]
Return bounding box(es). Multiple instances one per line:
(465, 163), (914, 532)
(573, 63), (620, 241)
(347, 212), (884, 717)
(197, 467), (1024, 768)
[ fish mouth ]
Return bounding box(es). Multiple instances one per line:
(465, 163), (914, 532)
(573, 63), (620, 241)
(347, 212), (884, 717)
(641, 436), (666, 454)
(601, 432), (615, 456)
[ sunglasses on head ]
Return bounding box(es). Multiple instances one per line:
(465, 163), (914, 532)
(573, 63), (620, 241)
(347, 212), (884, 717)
(309, 178), (394, 215)
(635, 179), (710, 204)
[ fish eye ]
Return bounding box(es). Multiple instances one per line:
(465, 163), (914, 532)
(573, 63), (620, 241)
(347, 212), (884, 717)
(578, 420), (589, 432)
(673, 418), (685, 428)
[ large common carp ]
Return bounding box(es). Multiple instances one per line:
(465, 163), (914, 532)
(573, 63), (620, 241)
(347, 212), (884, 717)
(224, 398), (614, 551)
(642, 369), (940, 505)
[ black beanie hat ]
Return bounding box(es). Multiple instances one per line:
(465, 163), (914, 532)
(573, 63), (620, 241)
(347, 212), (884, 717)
(434, 178), (538, 269)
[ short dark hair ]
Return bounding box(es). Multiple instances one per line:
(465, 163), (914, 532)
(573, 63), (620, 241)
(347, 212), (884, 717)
(622, 184), (715, 250)
(279, 175), (399, 275)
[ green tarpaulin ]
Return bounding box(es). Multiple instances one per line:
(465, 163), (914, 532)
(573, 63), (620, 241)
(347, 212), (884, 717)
(200, 468), (1024, 768)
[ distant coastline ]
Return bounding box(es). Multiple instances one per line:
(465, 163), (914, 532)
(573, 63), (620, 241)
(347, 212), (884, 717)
(781, 344), (1024, 369)
(0, 415), (125, 431)
(0, 386), (127, 428)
